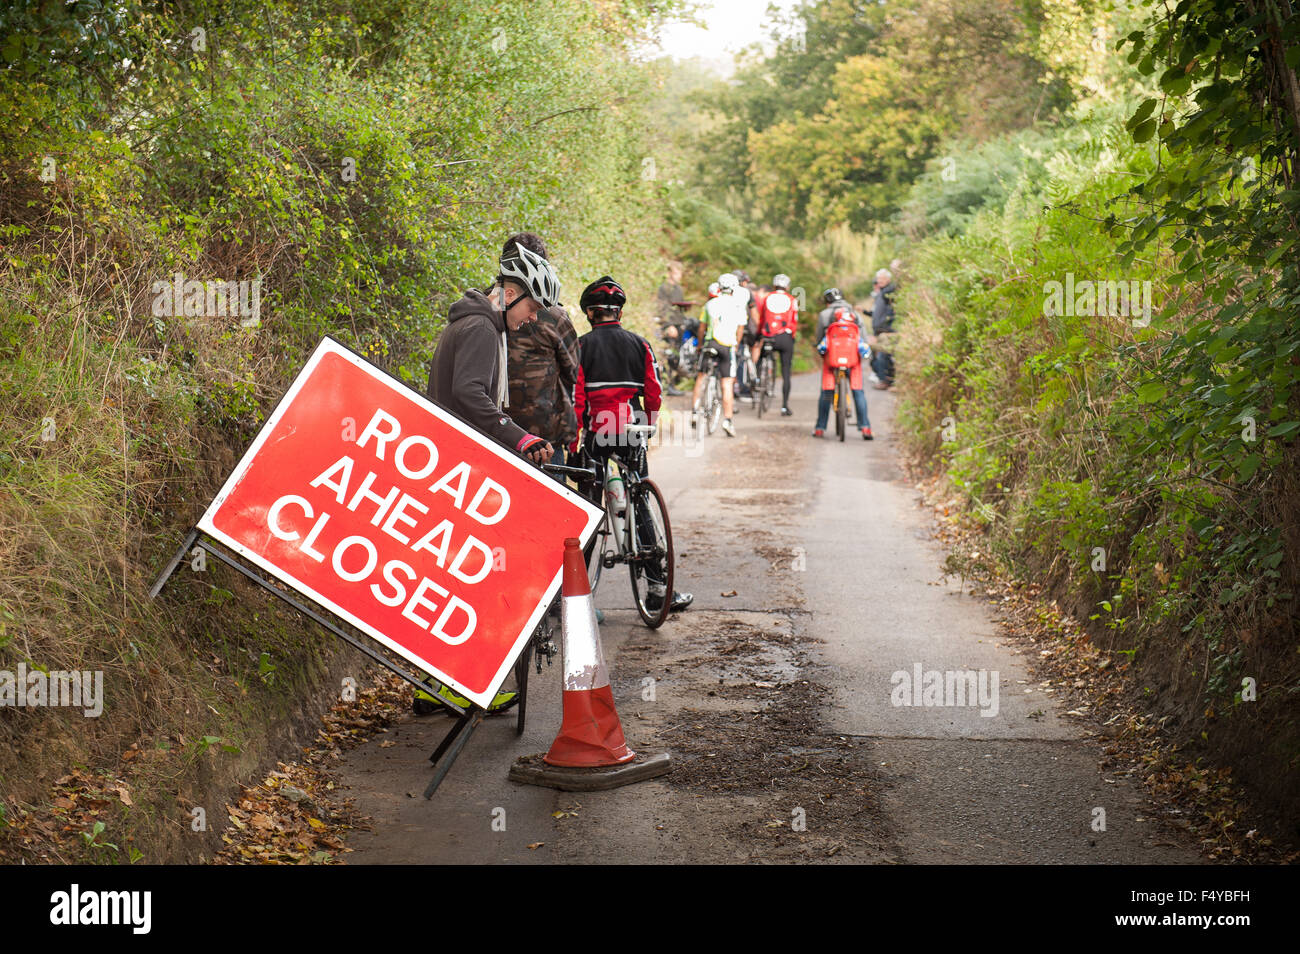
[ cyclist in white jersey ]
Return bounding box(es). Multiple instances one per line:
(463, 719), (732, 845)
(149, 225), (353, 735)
(692, 273), (747, 437)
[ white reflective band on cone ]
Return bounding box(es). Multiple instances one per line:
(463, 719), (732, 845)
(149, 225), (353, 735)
(561, 593), (610, 691)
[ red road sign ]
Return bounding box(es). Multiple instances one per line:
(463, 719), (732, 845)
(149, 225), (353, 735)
(197, 336), (603, 708)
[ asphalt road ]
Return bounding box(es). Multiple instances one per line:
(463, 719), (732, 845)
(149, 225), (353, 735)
(334, 369), (1204, 864)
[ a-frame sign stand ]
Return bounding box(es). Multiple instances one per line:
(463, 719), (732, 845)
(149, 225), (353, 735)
(149, 525), (484, 799)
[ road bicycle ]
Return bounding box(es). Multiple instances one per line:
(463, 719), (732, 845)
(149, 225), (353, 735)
(558, 427), (675, 629)
(693, 347), (724, 436)
(754, 340), (776, 418)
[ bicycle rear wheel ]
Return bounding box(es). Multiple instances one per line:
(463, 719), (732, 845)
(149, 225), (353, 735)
(758, 355), (774, 417)
(628, 478), (674, 629)
(835, 371), (848, 442)
(706, 375), (722, 434)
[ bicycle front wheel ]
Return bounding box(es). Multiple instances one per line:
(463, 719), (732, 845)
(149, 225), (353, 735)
(835, 371), (848, 442)
(628, 479), (675, 629)
(586, 514), (609, 593)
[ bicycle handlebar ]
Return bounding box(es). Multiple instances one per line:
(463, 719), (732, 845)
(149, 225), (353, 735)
(541, 461), (602, 482)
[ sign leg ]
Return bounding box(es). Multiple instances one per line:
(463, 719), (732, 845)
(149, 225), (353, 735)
(423, 709), (484, 799)
(148, 527), (200, 599)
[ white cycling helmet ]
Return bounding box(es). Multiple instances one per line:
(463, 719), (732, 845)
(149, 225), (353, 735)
(773, 273), (790, 289)
(707, 281), (720, 298)
(717, 273), (739, 293)
(499, 244), (561, 309)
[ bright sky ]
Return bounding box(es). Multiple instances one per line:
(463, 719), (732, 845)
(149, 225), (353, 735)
(651, 0), (805, 64)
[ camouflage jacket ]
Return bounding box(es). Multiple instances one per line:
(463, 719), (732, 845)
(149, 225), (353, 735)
(507, 306), (580, 445)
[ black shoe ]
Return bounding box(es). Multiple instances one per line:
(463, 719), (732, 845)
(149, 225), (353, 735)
(645, 590), (693, 613)
(781, 406), (792, 416)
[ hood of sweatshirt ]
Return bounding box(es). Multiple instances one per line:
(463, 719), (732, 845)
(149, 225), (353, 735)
(448, 288), (505, 332)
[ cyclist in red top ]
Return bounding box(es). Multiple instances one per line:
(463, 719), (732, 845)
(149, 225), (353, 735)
(570, 276), (693, 614)
(753, 273), (799, 416)
(813, 306), (873, 440)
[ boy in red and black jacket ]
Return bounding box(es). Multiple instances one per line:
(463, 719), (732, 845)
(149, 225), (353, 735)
(571, 276), (663, 453)
(570, 276), (691, 614)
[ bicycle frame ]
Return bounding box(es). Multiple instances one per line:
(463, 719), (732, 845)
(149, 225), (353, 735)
(550, 430), (653, 572)
(596, 435), (652, 568)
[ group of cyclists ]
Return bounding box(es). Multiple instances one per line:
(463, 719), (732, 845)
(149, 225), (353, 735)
(660, 267), (897, 442)
(419, 233), (894, 712)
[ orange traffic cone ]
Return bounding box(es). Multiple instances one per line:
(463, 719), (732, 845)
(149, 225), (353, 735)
(544, 537), (636, 767)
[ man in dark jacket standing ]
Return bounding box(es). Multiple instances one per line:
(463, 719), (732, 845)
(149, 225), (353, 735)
(500, 235), (580, 466)
(508, 306), (579, 465)
(427, 237), (562, 463)
(870, 267), (897, 389)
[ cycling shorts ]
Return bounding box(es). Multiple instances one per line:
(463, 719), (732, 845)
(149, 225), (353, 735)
(700, 342), (737, 378)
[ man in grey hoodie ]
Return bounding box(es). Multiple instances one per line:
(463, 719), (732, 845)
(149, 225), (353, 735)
(414, 238), (565, 717)
(427, 239), (562, 464)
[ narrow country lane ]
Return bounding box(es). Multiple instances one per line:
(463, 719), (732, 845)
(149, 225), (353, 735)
(334, 369), (1204, 864)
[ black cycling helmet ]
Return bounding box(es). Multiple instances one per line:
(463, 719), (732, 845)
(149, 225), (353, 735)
(579, 275), (626, 318)
(822, 287), (844, 304)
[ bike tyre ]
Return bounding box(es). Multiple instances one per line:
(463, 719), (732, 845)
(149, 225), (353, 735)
(706, 376), (722, 435)
(586, 514), (608, 593)
(758, 355), (774, 417)
(628, 478), (675, 629)
(835, 372), (848, 442)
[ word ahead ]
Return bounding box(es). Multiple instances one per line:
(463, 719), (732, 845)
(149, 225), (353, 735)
(198, 337), (601, 708)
